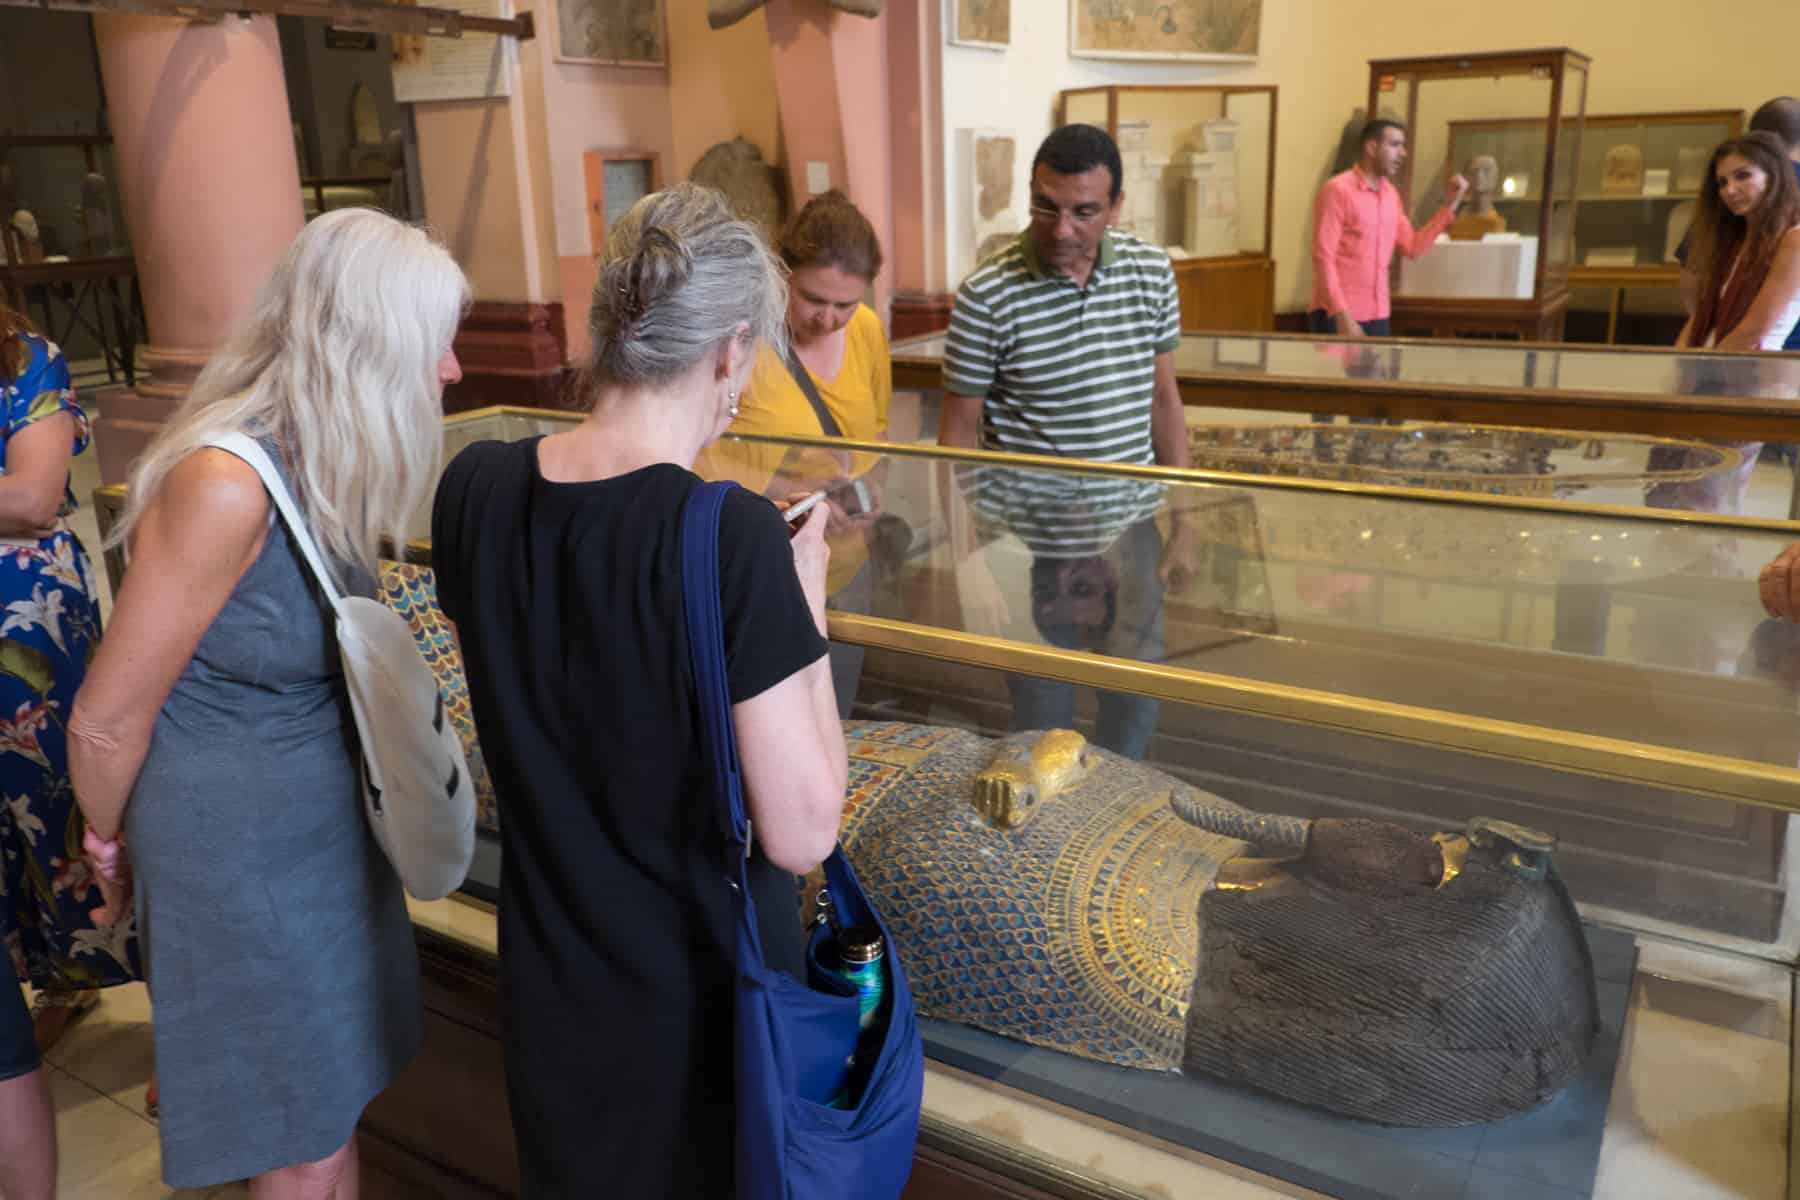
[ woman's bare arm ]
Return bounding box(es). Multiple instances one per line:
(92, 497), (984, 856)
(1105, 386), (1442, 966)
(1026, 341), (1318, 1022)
(1718, 228), (1800, 351)
(0, 412), (74, 537)
(68, 451), (271, 838)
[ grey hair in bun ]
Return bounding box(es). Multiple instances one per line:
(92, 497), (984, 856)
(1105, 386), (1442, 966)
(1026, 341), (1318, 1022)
(587, 182), (786, 389)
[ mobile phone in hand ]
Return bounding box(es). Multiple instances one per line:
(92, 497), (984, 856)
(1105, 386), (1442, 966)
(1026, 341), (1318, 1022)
(783, 491), (827, 527)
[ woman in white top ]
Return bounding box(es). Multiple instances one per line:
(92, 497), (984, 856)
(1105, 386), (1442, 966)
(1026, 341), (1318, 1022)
(1651, 132), (1800, 513)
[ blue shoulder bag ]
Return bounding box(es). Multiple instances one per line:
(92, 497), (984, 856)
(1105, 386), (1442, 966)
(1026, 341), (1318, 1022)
(680, 480), (924, 1200)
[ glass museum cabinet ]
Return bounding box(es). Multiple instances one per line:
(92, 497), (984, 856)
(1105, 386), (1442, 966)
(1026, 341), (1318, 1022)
(99, 405), (1796, 1199)
(1056, 83), (1278, 334)
(1368, 48), (1591, 342)
(1445, 109), (1744, 343)
(891, 329), (1800, 519)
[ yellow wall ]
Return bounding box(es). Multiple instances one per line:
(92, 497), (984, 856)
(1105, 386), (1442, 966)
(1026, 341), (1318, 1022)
(1273, 0), (1800, 311)
(940, 0), (1800, 312)
(668, 2), (783, 182)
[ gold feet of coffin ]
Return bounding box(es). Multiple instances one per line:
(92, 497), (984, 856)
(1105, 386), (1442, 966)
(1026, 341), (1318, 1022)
(971, 730), (1096, 830)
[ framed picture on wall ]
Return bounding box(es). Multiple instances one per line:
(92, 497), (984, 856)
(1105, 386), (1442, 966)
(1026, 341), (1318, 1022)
(584, 150), (661, 255)
(1069, 0), (1260, 63)
(555, 0), (666, 68)
(947, 0), (1010, 49)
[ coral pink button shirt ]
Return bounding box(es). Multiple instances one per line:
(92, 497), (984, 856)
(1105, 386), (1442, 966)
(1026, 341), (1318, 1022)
(1310, 168), (1457, 322)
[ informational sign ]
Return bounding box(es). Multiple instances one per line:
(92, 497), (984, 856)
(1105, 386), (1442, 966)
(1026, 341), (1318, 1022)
(391, 0), (514, 103)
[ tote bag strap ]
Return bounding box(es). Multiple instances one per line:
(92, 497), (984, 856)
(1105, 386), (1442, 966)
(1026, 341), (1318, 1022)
(679, 480), (754, 868)
(205, 432), (343, 604)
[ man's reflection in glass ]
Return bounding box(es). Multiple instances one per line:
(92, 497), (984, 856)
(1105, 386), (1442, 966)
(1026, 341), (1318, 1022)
(959, 464), (1167, 760)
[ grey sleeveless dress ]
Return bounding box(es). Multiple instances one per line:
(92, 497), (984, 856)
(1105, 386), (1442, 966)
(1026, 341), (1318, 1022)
(126, 445), (422, 1188)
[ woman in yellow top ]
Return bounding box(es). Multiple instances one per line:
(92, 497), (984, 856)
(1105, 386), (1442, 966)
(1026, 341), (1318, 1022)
(699, 190), (892, 716)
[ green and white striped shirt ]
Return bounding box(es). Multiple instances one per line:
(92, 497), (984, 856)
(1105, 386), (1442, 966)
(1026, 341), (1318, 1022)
(945, 229), (1179, 556)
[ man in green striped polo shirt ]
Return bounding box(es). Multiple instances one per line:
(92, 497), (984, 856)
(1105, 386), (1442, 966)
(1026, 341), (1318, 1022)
(938, 123), (1198, 759)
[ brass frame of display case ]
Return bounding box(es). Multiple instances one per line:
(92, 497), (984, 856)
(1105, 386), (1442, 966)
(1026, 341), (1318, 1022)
(889, 331), (1800, 443)
(1368, 47), (1592, 341)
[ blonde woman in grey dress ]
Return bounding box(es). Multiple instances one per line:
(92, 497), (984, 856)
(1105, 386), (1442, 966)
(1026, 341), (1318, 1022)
(65, 209), (469, 1196)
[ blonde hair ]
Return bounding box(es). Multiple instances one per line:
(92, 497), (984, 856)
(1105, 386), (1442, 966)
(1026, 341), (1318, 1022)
(585, 183), (787, 389)
(110, 209), (470, 579)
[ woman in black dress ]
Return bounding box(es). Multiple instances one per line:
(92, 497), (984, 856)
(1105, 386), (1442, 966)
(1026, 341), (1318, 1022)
(431, 184), (849, 1196)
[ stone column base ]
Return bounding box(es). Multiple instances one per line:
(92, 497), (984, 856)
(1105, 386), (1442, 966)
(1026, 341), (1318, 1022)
(94, 344), (211, 485)
(891, 291), (955, 341)
(443, 301), (574, 414)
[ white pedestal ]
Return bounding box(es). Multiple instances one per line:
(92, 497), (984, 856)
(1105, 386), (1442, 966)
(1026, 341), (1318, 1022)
(1398, 235), (1539, 300)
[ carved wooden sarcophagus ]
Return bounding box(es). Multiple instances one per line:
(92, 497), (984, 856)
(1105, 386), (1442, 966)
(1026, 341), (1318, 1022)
(381, 564), (1598, 1127)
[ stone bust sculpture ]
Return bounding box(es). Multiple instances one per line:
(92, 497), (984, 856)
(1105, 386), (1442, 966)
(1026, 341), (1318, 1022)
(1450, 154), (1507, 241)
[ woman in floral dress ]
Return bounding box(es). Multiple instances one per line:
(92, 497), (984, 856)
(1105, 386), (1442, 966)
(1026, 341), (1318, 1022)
(0, 303), (138, 1060)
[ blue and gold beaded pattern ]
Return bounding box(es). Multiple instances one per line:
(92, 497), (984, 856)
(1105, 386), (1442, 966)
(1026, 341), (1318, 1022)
(839, 722), (1242, 1071)
(377, 561), (498, 835)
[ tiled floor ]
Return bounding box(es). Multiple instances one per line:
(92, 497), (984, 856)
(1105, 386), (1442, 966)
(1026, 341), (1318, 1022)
(24, 983), (247, 1199)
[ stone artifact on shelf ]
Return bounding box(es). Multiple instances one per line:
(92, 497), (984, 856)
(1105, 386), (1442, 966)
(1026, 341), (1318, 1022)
(1600, 144), (1645, 195)
(1674, 146), (1709, 193)
(689, 137), (784, 241)
(1449, 154), (1506, 241)
(1665, 199), (1697, 263)
(962, 128), (1019, 272)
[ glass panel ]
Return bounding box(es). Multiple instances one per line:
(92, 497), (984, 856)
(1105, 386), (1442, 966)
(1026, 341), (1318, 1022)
(1, 143), (127, 260)
(408, 412), (1793, 1191)
(1222, 90), (1272, 255)
(893, 330), (1800, 402)
(1402, 71), (1554, 302)
(1575, 116), (1735, 268)
(697, 433), (1800, 772)
(1544, 63), (1588, 286)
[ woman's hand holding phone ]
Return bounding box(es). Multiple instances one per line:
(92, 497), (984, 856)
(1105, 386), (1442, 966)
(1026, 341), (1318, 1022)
(778, 492), (832, 632)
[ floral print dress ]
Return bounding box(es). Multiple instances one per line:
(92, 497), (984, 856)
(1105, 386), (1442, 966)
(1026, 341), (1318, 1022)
(0, 333), (139, 991)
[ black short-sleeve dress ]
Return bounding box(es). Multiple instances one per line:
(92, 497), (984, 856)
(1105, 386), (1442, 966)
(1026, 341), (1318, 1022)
(432, 437), (828, 1197)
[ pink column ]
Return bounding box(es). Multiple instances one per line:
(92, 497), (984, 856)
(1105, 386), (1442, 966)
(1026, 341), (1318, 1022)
(92, 14), (304, 483)
(764, 0), (894, 318)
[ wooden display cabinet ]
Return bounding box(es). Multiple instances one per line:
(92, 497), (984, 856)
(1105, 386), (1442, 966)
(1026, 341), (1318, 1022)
(1447, 109), (1743, 343)
(1368, 47), (1592, 342)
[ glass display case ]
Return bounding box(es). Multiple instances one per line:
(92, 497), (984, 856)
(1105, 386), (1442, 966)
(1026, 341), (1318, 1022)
(891, 330), (1800, 518)
(1368, 48), (1591, 341)
(160, 408), (1794, 1200)
(0, 132), (141, 387)
(1448, 110), (1741, 275)
(1057, 84), (1277, 333)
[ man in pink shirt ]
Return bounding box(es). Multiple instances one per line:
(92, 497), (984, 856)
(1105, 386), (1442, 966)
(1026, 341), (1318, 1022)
(1310, 119), (1469, 338)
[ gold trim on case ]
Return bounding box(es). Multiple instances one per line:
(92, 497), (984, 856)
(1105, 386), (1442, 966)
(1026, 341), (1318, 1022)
(823, 612), (1800, 816)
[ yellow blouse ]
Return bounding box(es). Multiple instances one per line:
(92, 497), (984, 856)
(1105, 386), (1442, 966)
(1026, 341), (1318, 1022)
(696, 304), (891, 593)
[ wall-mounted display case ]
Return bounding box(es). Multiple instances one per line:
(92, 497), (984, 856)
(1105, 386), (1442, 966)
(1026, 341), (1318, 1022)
(95, 408), (1796, 1200)
(1057, 84), (1278, 333)
(1368, 47), (1591, 342)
